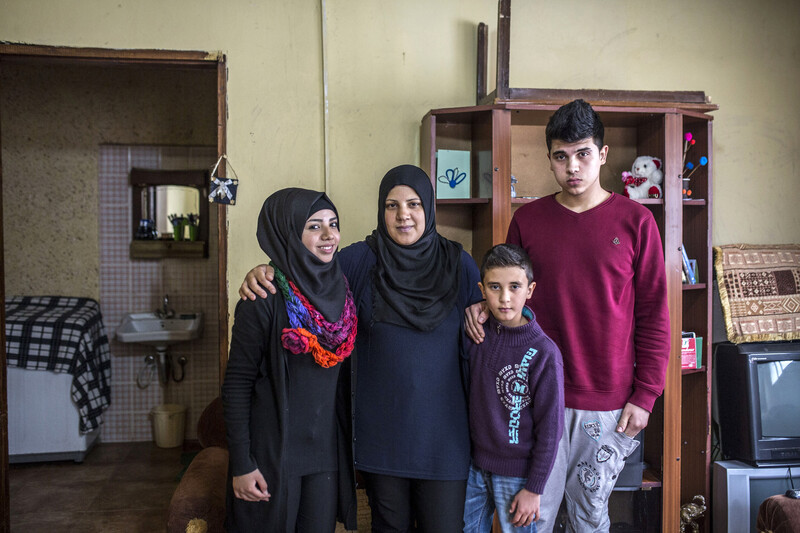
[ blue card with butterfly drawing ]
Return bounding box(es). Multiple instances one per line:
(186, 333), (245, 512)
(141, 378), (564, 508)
(436, 149), (471, 199)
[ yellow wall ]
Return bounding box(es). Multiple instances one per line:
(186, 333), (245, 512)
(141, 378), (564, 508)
(0, 62), (216, 298)
(2, 0), (799, 319)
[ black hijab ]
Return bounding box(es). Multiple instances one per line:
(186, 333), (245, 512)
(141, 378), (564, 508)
(365, 165), (462, 331)
(256, 188), (346, 322)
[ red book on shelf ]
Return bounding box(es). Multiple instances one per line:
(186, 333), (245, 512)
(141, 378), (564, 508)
(681, 332), (697, 369)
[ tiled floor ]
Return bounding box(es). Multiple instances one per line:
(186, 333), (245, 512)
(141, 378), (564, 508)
(9, 441), (653, 532)
(10, 441), (372, 532)
(9, 442), (182, 532)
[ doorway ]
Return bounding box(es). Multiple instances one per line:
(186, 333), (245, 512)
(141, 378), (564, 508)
(0, 44), (229, 532)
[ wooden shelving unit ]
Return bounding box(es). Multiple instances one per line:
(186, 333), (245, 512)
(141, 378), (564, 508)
(418, 3), (718, 528)
(421, 98), (715, 531)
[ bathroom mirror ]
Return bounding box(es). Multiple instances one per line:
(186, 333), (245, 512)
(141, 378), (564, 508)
(129, 168), (210, 259)
(154, 185), (200, 236)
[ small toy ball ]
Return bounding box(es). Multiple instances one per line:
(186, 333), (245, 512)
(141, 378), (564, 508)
(684, 132), (693, 142)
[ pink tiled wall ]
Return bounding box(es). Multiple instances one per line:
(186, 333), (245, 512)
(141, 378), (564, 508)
(98, 145), (220, 443)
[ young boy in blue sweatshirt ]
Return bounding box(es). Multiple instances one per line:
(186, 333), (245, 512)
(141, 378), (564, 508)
(464, 244), (565, 533)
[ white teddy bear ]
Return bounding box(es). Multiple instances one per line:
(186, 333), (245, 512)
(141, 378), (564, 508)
(622, 155), (663, 199)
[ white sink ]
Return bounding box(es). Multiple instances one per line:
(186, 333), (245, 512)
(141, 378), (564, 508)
(116, 312), (203, 348)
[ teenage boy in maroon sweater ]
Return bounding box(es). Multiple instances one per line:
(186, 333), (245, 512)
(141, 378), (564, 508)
(465, 99), (670, 533)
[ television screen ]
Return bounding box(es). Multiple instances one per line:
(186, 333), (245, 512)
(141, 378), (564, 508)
(715, 341), (800, 465)
(757, 360), (800, 437)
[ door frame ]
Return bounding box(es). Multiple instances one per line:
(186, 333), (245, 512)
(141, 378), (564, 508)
(0, 43), (229, 533)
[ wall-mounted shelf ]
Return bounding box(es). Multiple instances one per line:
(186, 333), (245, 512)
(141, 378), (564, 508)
(129, 240), (206, 259)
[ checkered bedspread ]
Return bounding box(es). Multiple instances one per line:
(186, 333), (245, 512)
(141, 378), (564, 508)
(5, 296), (111, 433)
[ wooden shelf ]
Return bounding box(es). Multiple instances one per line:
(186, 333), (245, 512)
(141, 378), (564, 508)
(682, 283), (708, 291)
(435, 198), (489, 205)
(129, 239), (207, 259)
(642, 468), (663, 489)
(682, 366), (707, 376)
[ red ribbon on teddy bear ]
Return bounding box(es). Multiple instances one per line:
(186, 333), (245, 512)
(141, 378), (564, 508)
(621, 172), (647, 187)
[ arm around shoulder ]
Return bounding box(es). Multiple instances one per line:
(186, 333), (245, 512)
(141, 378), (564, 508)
(238, 264), (275, 300)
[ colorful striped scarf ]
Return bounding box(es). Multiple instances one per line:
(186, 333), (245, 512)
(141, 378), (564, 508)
(271, 262), (357, 368)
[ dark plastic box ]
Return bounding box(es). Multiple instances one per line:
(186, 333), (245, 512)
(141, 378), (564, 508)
(614, 431), (645, 491)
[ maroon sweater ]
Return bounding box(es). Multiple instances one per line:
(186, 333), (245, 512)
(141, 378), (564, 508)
(506, 193), (670, 412)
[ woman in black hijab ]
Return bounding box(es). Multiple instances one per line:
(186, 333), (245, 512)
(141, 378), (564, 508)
(366, 164), (462, 331)
(222, 188), (358, 532)
(238, 167), (483, 532)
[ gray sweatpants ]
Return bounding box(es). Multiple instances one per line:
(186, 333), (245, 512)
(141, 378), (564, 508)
(535, 408), (640, 533)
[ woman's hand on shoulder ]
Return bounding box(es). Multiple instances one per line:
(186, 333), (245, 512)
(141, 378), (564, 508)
(239, 264), (276, 300)
(232, 468), (271, 501)
(464, 301), (488, 343)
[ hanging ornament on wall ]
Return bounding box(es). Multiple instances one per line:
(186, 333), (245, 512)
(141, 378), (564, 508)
(209, 154), (239, 205)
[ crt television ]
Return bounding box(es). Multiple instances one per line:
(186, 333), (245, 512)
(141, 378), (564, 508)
(713, 460), (800, 533)
(715, 341), (800, 466)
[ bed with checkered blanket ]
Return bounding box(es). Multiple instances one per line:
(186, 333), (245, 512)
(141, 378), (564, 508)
(5, 296), (111, 433)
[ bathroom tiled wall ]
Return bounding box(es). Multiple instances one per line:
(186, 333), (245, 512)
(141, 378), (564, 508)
(98, 145), (220, 442)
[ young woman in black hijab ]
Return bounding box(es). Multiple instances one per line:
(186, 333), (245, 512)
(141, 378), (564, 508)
(222, 188), (358, 532)
(238, 167), (484, 532)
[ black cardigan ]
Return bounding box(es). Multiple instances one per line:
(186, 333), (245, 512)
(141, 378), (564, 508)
(221, 292), (357, 531)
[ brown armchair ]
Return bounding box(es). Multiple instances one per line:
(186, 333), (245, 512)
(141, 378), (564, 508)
(757, 494), (800, 533)
(167, 397), (228, 533)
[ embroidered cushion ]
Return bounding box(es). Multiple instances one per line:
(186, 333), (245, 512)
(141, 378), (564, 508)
(713, 244), (800, 343)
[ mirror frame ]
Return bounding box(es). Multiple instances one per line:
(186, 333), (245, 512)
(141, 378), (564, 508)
(129, 167), (209, 258)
